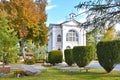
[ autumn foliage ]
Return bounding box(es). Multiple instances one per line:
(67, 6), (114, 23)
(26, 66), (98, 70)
(2, 0), (48, 45)
(0, 0), (48, 60)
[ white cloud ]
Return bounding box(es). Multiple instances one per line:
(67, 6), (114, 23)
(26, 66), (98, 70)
(46, 0), (57, 10)
(46, 5), (56, 10)
(47, 0), (52, 3)
(115, 23), (120, 31)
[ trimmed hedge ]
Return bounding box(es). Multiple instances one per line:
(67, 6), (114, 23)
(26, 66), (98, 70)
(64, 49), (74, 66)
(48, 50), (62, 65)
(97, 40), (120, 73)
(73, 46), (94, 67)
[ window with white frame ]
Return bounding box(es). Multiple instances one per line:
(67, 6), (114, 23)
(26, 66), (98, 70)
(57, 35), (61, 42)
(66, 30), (78, 41)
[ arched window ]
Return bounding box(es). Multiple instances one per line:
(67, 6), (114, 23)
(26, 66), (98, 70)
(57, 35), (61, 42)
(66, 46), (71, 49)
(66, 30), (78, 41)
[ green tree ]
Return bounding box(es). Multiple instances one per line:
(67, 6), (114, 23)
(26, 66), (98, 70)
(97, 41), (120, 73)
(75, 0), (120, 32)
(101, 27), (115, 41)
(0, 10), (18, 64)
(73, 46), (94, 67)
(86, 33), (95, 46)
(1, 0), (48, 60)
(64, 49), (74, 66)
(115, 31), (120, 40)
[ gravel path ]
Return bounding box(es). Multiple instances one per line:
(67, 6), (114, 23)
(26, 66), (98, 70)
(53, 61), (120, 71)
(4, 61), (120, 71)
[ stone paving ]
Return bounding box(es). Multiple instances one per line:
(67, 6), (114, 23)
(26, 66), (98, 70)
(52, 61), (120, 71)
(3, 61), (120, 72)
(87, 61), (120, 71)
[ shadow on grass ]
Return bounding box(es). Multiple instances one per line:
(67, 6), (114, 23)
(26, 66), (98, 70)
(56, 68), (120, 80)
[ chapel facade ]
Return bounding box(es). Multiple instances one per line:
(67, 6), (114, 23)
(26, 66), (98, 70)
(48, 13), (86, 55)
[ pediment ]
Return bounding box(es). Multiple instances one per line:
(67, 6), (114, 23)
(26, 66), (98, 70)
(61, 20), (80, 26)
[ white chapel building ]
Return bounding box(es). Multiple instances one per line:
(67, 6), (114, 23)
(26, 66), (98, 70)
(48, 13), (86, 54)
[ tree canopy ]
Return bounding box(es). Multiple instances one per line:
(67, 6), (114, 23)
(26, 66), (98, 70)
(1, 0), (48, 46)
(75, 0), (120, 32)
(0, 0), (48, 59)
(101, 27), (115, 41)
(0, 10), (18, 63)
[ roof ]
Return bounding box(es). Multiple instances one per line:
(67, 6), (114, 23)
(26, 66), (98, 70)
(49, 19), (81, 27)
(60, 19), (80, 25)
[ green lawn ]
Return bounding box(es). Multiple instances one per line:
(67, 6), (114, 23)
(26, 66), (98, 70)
(1, 67), (120, 80)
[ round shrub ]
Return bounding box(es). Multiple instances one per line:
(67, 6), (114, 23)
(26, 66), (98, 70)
(24, 58), (35, 65)
(48, 50), (62, 65)
(73, 46), (94, 67)
(64, 49), (74, 66)
(97, 40), (120, 73)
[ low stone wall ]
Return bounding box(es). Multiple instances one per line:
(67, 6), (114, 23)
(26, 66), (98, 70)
(0, 66), (10, 74)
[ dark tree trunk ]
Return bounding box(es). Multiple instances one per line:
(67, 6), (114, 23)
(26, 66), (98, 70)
(19, 40), (26, 61)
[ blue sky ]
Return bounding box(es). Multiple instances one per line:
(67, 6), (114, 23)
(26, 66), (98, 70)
(46, 0), (88, 25)
(46, 0), (120, 31)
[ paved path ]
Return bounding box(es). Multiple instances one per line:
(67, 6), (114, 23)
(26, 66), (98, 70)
(2, 61), (120, 71)
(57, 61), (120, 71)
(86, 61), (102, 68)
(85, 61), (120, 71)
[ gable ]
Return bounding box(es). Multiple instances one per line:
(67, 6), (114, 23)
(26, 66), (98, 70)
(61, 20), (80, 26)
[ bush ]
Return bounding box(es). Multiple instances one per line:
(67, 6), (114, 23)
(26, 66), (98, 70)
(24, 58), (35, 65)
(64, 49), (74, 66)
(48, 50), (62, 65)
(73, 46), (94, 67)
(97, 40), (120, 73)
(35, 59), (46, 63)
(14, 70), (25, 77)
(2, 53), (20, 64)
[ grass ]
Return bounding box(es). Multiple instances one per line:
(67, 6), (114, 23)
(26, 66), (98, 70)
(0, 67), (120, 80)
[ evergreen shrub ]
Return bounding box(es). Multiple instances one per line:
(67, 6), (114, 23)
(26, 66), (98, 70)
(97, 40), (120, 73)
(24, 58), (35, 65)
(48, 50), (62, 65)
(73, 46), (94, 67)
(64, 49), (74, 66)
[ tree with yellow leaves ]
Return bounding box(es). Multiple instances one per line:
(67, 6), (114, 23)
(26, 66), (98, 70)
(1, 0), (48, 60)
(101, 28), (115, 41)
